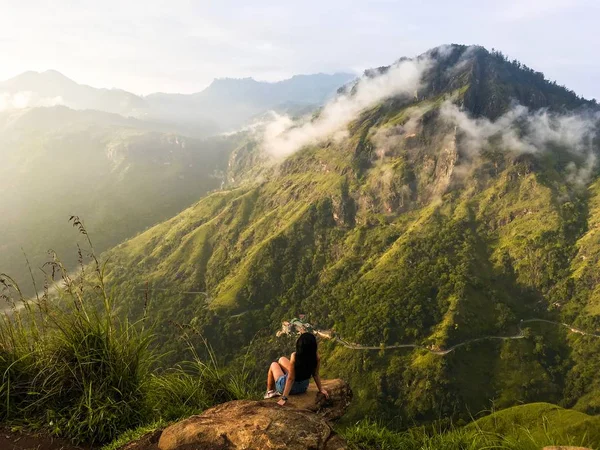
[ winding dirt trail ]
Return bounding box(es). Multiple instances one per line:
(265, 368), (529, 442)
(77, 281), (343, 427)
(282, 318), (600, 355)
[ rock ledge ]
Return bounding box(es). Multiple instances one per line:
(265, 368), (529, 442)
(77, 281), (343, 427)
(122, 379), (352, 450)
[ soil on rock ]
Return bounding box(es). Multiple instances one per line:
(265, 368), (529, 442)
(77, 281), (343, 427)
(542, 447), (593, 450)
(118, 430), (162, 450)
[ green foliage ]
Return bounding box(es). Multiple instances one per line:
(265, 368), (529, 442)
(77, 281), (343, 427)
(342, 403), (600, 450)
(469, 402), (600, 444)
(146, 339), (258, 421)
(0, 258), (154, 444)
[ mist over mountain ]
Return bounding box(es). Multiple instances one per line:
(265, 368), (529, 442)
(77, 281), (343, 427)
(0, 68), (353, 296)
(143, 72), (355, 134)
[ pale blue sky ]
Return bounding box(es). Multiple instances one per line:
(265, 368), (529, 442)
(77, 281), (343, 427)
(0, 0), (598, 99)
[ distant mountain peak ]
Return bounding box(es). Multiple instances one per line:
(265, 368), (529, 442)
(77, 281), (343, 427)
(0, 69), (146, 116)
(203, 72), (355, 92)
(213, 77), (257, 82)
(41, 69), (72, 79)
(3, 69), (77, 86)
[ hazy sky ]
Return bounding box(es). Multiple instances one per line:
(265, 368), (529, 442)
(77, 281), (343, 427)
(1, 0), (598, 99)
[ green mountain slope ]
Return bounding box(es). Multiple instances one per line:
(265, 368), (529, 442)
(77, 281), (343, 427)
(344, 402), (600, 449)
(99, 45), (600, 423)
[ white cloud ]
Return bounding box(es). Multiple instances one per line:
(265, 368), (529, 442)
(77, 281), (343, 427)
(261, 56), (432, 157)
(0, 91), (64, 111)
(440, 101), (599, 185)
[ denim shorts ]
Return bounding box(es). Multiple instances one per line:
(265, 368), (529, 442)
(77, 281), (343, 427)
(275, 374), (310, 395)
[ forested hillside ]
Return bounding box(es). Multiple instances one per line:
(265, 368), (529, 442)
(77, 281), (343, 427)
(76, 45), (600, 423)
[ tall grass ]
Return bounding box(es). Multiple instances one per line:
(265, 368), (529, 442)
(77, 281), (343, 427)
(146, 332), (258, 421)
(341, 419), (595, 450)
(0, 217), (256, 444)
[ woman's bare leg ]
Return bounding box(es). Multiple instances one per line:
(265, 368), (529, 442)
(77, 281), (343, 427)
(267, 362), (284, 391)
(278, 357), (292, 374)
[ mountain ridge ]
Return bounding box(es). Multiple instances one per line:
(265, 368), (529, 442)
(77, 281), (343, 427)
(1, 70), (355, 98)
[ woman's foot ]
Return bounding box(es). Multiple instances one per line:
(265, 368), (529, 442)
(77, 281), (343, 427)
(264, 389), (281, 399)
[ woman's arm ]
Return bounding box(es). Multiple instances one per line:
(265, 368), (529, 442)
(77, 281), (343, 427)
(313, 354), (329, 398)
(278, 353), (296, 405)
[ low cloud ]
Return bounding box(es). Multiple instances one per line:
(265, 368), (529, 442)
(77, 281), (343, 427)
(440, 101), (599, 185)
(262, 56), (433, 158)
(370, 104), (431, 159)
(0, 91), (64, 111)
(566, 152), (597, 187)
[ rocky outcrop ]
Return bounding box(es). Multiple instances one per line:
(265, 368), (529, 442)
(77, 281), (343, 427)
(122, 379), (352, 450)
(158, 400), (347, 450)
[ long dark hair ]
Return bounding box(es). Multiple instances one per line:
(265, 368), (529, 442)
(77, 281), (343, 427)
(294, 332), (318, 381)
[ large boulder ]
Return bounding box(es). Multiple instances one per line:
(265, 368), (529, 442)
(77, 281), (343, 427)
(265, 378), (352, 421)
(158, 400), (347, 450)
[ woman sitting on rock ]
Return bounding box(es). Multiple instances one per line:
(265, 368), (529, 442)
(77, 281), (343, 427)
(264, 332), (329, 405)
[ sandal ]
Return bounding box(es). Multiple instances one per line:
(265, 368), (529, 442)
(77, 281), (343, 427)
(264, 389), (281, 399)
